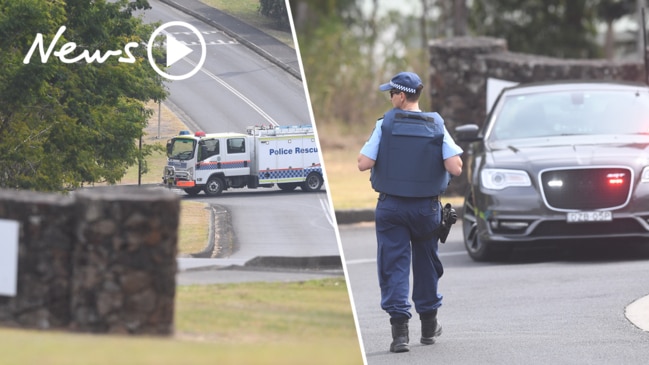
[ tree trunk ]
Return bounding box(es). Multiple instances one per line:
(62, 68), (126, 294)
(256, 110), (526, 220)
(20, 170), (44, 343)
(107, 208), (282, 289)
(605, 20), (614, 60)
(453, 0), (467, 36)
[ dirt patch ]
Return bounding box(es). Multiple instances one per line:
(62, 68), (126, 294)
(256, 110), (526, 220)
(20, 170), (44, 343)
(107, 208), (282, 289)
(144, 101), (190, 143)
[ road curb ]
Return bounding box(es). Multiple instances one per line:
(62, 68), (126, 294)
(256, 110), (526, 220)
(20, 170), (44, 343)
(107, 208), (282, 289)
(335, 205), (465, 225)
(176, 256), (343, 275)
(189, 204), (237, 258)
(244, 255), (343, 271)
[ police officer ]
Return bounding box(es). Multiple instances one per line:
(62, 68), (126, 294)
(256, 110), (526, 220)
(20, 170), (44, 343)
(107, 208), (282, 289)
(357, 71), (463, 353)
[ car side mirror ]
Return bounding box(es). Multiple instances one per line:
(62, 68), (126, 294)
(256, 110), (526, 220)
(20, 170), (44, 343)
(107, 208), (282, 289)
(455, 124), (481, 142)
(166, 140), (172, 156)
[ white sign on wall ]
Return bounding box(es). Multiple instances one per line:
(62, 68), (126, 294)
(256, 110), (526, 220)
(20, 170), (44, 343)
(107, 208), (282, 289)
(486, 78), (519, 113)
(0, 219), (19, 297)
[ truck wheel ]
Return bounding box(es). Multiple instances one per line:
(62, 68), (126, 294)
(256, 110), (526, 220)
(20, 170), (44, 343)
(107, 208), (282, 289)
(302, 172), (323, 192)
(183, 187), (202, 196)
(204, 176), (225, 196)
(278, 183), (299, 191)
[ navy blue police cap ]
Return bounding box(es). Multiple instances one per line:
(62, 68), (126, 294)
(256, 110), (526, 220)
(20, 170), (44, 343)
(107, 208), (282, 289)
(379, 72), (423, 94)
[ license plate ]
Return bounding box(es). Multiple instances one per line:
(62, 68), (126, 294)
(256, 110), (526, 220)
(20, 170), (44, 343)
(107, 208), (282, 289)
(566, 211), (612, 223)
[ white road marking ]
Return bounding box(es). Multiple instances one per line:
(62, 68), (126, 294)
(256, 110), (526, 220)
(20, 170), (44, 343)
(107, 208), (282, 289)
(626, 294), (649, 332)
(319, 196), (335, 228)
(182, 57), (279, 126)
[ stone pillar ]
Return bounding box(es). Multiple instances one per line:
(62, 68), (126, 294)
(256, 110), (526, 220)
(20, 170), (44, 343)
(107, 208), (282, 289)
(429, 37), (507, 195)
(0, 190), (74, 329)
(70, 186), (179, 335)
(429, 36), (507, 131)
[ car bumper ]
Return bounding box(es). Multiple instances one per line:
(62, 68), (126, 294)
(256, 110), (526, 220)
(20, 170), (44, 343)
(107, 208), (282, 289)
(473, 188), (649, 244)
(163, 177), (195, 188)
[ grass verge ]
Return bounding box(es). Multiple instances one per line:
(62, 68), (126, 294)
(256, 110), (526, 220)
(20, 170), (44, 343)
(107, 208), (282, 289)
(119, 101), (186, 186)
(323, 148), (378, 210)
(323, 147), (465, 210)
(199, 0), (295, 47)
(0, 279), (362, 365)
(117, 102), (209, 255)
(178, 200), (211, 255)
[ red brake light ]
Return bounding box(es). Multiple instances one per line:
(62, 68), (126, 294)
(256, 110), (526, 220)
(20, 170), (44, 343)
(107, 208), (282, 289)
(606, 172), (625, 186)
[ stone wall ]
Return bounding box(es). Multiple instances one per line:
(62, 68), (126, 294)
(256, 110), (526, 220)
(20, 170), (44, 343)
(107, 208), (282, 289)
(0, 186), (179, 335)
(429, 36), (647, 195)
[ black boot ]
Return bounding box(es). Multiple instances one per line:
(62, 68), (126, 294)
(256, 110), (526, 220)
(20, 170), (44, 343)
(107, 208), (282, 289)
(389, 318), (409, 353)
(420, 310), (442, 345)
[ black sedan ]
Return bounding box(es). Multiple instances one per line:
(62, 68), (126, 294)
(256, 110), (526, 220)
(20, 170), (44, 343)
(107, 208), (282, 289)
(455, 80), (649, 261)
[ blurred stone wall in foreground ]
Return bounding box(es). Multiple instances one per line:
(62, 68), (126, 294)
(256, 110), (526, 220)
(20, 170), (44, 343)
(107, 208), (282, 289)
(0, 187), (179, 335)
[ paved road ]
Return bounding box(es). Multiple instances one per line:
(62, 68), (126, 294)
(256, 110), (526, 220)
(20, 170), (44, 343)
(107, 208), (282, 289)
(340, 222), (649, 364)
(138, 1), (342, 280)
(143, 0), (310, 131)
(176, 188), (340, 260)
(175, 187), (343, 284)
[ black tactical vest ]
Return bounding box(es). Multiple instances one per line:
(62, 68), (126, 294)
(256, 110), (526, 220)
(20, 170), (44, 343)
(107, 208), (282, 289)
(370, 109), (448, 197)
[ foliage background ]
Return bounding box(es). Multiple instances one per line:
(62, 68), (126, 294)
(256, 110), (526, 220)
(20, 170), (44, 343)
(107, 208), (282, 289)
(289, 0), (644, 206)
(292, 0), (641, 136)
(0, 0), (166, 192)
(259, 0), (291, 30)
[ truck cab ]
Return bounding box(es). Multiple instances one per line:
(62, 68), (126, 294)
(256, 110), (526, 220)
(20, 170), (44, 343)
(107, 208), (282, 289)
(163, 126), (323, 196)
(164, 131), (254, 196)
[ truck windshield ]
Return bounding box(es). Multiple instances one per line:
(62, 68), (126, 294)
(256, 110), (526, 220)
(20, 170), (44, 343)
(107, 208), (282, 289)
(168, 138), (196, 160)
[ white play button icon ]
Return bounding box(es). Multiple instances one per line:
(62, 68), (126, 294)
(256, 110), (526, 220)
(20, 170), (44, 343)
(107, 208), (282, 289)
(147, 21), (206, 81)
(166, 34), (193, 67)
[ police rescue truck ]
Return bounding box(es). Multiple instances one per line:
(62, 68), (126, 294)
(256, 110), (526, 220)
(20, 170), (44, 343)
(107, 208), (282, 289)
(162, 125), (324, 196)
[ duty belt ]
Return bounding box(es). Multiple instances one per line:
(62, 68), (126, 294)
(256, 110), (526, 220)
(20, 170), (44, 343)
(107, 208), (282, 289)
(379, 192), (439, 201)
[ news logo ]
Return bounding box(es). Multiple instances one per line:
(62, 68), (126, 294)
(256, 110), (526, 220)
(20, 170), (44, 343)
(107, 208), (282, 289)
(23, 21), (206, 81)
(147, 21), (206, 81)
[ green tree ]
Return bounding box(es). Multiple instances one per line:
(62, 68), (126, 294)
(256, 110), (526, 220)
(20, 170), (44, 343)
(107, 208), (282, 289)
(290, 0), (372, 133)
(597, 0), (635, 59)
(291, 0), (438, 135)
(470, 0), (602, 58)
(0, 0), (166, 191)
(259, 0), (290, 30)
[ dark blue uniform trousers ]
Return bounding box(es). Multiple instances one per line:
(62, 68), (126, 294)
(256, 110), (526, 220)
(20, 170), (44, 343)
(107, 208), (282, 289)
(375, 194), (443, 319)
